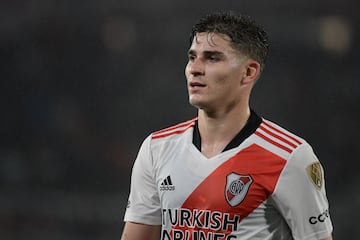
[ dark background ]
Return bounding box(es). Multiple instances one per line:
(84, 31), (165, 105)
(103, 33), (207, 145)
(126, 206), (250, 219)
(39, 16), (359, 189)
(1, 0), (359, 239)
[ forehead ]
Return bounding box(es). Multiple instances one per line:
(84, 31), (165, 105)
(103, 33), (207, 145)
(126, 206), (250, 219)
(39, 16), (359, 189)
(190, 32), (235, 52)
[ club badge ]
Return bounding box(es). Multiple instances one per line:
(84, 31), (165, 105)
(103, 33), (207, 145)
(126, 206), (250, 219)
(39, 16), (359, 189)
(225, 173), (253, 207)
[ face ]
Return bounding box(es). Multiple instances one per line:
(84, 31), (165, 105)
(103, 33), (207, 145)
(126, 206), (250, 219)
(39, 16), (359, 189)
(185, 32), (248, 112)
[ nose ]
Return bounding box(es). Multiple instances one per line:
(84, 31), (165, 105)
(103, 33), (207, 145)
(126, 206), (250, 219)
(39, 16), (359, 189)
(187, 58), (205, 76)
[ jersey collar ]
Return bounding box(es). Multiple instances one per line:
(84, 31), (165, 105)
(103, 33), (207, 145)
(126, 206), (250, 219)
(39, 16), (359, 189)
(192, 110), (262, 152)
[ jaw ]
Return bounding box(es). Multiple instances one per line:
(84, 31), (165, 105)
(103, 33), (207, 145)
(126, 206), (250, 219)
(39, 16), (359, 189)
(188, 92), (221, 115)
(188, 93), (203, 108)
(189, 90), (247, 118)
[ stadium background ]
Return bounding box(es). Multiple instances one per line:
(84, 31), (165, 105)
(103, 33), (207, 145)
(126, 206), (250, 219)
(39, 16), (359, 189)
(0, 0), (358, 239)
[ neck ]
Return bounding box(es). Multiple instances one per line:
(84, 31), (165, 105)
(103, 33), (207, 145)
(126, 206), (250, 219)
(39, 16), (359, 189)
(197, 104), (251, 158)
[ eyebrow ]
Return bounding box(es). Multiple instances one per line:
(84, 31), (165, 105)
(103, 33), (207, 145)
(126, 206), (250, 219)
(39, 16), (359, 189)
(188, 50), (225, 57)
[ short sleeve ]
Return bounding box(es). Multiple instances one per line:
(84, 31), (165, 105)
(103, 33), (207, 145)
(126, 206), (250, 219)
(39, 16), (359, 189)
(123, 135), (162, 225)
(272, 143), (333, 240)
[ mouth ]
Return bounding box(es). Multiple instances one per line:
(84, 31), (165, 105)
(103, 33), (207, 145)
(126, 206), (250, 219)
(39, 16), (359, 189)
(189, 81), (206, 88)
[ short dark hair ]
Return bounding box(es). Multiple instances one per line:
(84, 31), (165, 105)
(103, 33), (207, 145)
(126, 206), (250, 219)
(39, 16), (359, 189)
(190, 11), (269, 71)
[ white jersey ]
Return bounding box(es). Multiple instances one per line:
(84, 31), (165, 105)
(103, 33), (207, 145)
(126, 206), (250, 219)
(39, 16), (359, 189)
(124, 112), (333, 240)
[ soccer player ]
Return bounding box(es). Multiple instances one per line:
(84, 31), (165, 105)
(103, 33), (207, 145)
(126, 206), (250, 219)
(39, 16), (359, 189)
(121, 11), (333, 240)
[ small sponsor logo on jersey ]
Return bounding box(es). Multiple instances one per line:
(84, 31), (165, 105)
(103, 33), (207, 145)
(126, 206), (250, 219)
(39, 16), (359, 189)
(309, 208), (330, 224)
(306, 162), (323, 190)
(160, 175), (175, 191)
(225, 173), (253, 207)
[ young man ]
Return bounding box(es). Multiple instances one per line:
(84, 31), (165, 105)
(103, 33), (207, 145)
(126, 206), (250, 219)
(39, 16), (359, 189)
(121, 11), (333, 240)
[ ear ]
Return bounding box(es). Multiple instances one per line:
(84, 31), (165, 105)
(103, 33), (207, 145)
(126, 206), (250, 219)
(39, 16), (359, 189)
(241, 60), (261, 85)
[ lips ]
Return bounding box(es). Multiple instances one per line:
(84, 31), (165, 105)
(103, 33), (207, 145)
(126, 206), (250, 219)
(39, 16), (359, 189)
(189, 81), (206, 88)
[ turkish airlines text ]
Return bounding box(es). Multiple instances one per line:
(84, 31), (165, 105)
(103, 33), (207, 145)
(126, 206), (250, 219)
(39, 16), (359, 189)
(161, 208), (241, 240)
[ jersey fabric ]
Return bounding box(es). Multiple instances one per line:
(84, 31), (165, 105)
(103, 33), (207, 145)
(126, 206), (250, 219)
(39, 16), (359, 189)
(124, 111), (333, 240)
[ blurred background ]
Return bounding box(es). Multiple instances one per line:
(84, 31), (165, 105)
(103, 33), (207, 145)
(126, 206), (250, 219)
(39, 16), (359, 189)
(0, 0), (359, 239)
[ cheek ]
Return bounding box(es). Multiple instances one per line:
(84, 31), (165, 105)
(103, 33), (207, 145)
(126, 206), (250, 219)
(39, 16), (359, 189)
(212, 72), (234, 86)
(215, 67), (242, 85)
(184, 63), (191, 78)
(213, 76), (240, 96)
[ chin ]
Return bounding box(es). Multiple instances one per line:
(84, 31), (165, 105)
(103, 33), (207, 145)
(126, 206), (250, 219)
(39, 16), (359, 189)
(189, 99), (205, 110)
(189, 94), (212, 109)
(189, 97), (200, 106)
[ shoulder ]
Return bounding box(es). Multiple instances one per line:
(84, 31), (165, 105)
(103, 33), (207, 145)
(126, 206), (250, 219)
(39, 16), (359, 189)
(137, 118), (197, 162)
(256, 118), (321, 171)
(151, 118), (197, 140)
(254, 118), (306, 154)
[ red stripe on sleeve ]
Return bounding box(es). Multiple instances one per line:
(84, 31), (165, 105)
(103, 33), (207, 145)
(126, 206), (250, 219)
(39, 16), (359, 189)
(152, 123), (195, 139)
(259, 125), (298, 148)
(262, 121), (302, 145)
(254, 131), (293, 153)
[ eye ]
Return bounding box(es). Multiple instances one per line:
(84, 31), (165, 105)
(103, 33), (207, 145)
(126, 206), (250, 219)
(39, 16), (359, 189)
(208, 55), (220, 62)
(188, 54), (196, 61)
(209, 56), (218, 61)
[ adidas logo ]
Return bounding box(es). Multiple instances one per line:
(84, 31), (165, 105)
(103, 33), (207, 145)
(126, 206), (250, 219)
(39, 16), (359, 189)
(160, 175), (175, 191)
